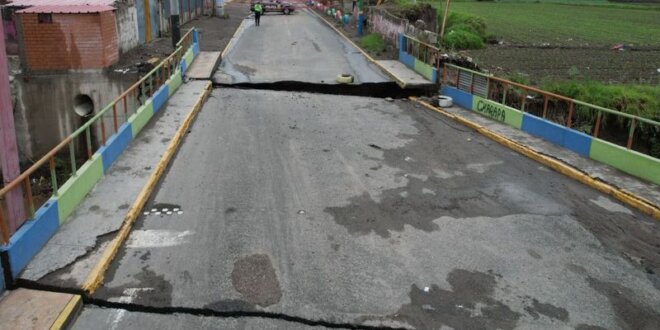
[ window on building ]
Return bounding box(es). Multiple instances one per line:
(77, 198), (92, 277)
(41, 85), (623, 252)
(37, 13), (52, 24)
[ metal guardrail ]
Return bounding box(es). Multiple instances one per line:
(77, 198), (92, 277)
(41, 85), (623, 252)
(402, 34), (440, 68)
(0, 29), (196, 244)
(443, 63), (660, 155)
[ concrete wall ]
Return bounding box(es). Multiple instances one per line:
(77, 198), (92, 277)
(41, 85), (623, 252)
(115, 1), (140, 54)
(19, 12), (119, 71)
(13, 71), (138, 161)
(369, 12), (404, 48)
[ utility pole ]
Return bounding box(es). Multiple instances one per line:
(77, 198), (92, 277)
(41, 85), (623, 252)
(0, 21), (26, 235)
(170, 0), (181, 48)
(439, 0), (451, 41)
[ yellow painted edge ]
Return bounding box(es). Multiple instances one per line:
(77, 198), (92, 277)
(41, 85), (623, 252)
(221, 18), (249, 59)
(81, 82), (214, 294)
(411, 97), (660, 220)
(306, 9), (408, 88)
(49, 295), (82, 330)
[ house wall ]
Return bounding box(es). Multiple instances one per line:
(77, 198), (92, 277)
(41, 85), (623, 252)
(19, 12), (119, 71)
(115, 1), (140, 54)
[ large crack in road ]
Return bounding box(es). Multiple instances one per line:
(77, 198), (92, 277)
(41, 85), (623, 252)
(12, 7), (660, 329)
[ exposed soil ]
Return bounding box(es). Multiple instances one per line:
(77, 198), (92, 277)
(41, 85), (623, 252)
(464, 46), (660, 85)
(112, 36), (174, 71)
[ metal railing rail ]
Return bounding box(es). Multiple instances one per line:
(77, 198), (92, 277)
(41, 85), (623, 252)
(402, 33), (440, 68)
(0, 29), (196, 244)
(443, 63), (660, 153)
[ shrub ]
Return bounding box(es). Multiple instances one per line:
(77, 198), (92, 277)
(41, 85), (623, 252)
(543, 80), (660, 124)
(447, 23), (480, 36)
(443, 29), (485, 50)
(360, 33), (386, 53)
(447, 12), (487, 39)
(509, 71), (531, 85)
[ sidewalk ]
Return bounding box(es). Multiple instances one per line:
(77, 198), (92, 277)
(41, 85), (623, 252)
(415, 98), (660, 209)
(0, 288), (81, 330)
(17, 80), (211, 289)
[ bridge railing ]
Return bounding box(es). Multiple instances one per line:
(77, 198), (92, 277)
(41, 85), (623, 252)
(0, 29), (195, 244)
(443, 63), (660, 156)
(402, 33), (440, 68)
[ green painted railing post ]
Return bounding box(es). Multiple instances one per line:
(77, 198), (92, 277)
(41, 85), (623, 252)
(69, 142), (77, 176)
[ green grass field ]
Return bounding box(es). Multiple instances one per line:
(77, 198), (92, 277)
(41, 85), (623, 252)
(441, 1), (660, 46)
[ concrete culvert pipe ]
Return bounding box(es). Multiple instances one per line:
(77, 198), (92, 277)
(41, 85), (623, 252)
(438, 95), (453, 108)
(336, 73), (354, 84)
(73, 94), (94, 117)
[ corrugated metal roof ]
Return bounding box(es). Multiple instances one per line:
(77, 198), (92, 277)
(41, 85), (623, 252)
(7, 0), (115, 7)
(17, 4), (114, 13)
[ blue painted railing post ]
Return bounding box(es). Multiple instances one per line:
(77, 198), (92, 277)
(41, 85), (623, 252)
(193, 28), (199, 43)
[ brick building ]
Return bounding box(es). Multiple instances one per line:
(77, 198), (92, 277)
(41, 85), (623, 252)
(17, 5), (119, 71)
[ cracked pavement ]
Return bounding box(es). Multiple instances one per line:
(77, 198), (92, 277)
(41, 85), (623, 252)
(85, 87), (660, 329)
(30, 8), (660, 330)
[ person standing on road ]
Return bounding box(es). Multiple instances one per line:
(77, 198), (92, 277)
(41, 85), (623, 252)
(254, 1), (263, 27)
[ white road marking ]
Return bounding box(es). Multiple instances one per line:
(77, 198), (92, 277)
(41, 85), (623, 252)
(590, 196), (633, 215)
(466, 161), (504, 174)
(110, 288), (154, 330)
(126, 230), (195, 248)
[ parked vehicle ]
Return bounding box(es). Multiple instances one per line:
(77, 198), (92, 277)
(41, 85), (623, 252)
(251, 1), (295, 15)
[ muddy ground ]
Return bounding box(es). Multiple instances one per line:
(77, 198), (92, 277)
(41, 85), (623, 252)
(464, 46), (660, 85)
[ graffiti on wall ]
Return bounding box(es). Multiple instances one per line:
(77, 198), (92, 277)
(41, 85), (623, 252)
(368, 11), (404, 48)
(474, 98), (506, 122)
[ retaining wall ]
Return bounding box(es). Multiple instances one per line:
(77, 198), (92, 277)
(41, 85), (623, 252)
(441, 85), (660, 185)
(0, 32), (200, 288)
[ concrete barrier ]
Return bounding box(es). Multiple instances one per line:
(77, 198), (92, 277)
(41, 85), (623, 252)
(3, 200), (59, 279)
(521, 114), (592, 157)
(99, 123), (134, 172)
(472, 95), (523, 129)
(152, 85), (170, 113)
(440, 85), (472, 109)
(590, 139), (660, 185)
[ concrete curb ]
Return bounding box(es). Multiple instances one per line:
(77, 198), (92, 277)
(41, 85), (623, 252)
(82, 81), (214, 294)
(49, 295), (82, 330)
(306, 9), (409, 88)
(221, 17), (250, 60)
(411, 97), (660, 220)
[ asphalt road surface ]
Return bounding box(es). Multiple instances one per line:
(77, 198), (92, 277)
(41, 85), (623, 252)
(78, 7), (660, 330)
(214, 9), (389, 84)
(87, 89), (660, 329)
